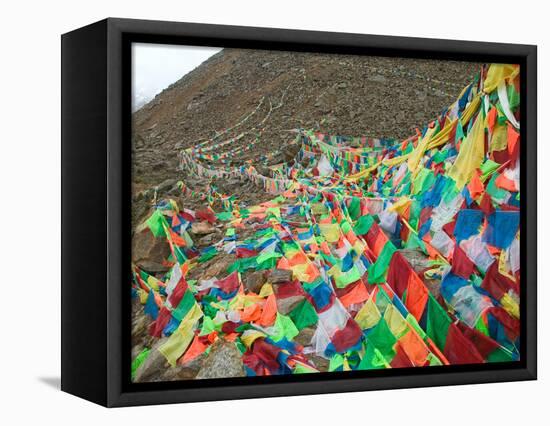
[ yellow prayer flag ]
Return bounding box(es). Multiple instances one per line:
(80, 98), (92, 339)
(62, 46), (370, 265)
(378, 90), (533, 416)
(138, 288), (148, 305)
(447, 113), (486, 189)
(355, 297), (381, 330)
(407, 127), (435, 173)
(490, 123), (508, 153)
(258, 283), (273, 298)
(501, 292), (520, 319)
(241, 329), (266, 348)
(383, 303), (409, 339)
(483, 64), (520, 93)
(319, 223), (340, 243)
(158, 303), (203, 367)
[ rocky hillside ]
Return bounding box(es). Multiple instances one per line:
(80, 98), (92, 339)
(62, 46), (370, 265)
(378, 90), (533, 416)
(132, 49), (480, 191)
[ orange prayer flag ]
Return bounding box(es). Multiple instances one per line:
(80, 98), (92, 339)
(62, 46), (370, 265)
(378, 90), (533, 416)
(153, 291), (164, 308)
(339, 281), (369, 308)
(169, 230), (187, 247)
(178, 334), (207, 365)
(276, 256), (291, 270)
(467, 170), (485, 199)
(495, 173), (517, 192)
(486, 244), (501, 257)
(320, 241), (331, 255)
(405, 273), (429, 321)
(257, 294), (277, 327)
(345, 231), (358, 245)
(240, 303), (262, 322)
(181, 262), (189, 276)
(507, 123), (519, 156)
(305, 263), (321, 281)
(423, 240), (440, 260)
(399, 330), (430, 366)
(288, 251), (308, 267)
(487, 107), (497, 132)
(372, 231), (388, 257)
(224, 333), (239, 342)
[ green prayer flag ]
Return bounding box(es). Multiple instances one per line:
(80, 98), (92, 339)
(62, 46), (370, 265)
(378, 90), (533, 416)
(199, 316), (216, 335)
(358, 343), (388, 370)
(366, 318), (397, 361)
(367, 242), (397, 284)
(289, 299), (318, 331)
(172, 290), (196, 322)
(334, 264), (362, 288)
(131, 348), (150, 380)
(426, 294), (451, 351)
(480, 159), (500, 179)
(256, 247), (282, 265)
(293, 363), (317, 374)
(216, 211), (233, 221)
(328, 354), (345, 372)
(272, 313), (299, 342)
(487, 346), (514, 363)
(348, 197), (361, 220)
(353, 214), (375, 235)
(146, 210), (168, 237)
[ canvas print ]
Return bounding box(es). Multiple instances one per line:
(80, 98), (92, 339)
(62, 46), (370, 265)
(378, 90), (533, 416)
(130, 44), (521, 383)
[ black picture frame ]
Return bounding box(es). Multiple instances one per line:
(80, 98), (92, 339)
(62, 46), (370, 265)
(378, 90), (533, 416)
(61, 17), (537, 407)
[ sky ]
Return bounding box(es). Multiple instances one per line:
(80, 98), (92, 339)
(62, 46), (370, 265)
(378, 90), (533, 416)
(132, 43), (222, 111)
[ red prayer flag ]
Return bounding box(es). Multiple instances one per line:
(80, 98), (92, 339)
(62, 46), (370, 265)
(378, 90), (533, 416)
(215, 271), (240, 294)
(443, 323), (484, 364)
(451, 245), (475, 279)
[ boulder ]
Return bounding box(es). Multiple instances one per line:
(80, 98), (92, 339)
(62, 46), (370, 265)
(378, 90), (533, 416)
(268, 268), (293, 284)
(276, 294), (305, 315)
(307, 355), (330, 372)
(399, 249), (432, 273)
(161, 355), (204, 381)
(282, 143), (301, 163)
(197, 231), (221, 246)
(187, 253), (235, 281)
(191, 221), (215, 235)
(131, 313), (149, 343)
(132, 229), (171, 273)
(133, 338), (170, 383)
(399, 248), (442, 298)
(294, 327), (315, 347)
(195, 340), (246, 379)
(244, 270), (266, 294)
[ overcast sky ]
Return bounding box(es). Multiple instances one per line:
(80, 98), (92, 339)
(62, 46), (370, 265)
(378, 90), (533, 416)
(132, 43), (222, 111)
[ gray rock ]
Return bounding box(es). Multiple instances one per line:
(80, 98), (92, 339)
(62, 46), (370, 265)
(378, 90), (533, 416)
(198, 231), (221, 246)
(195, 340), (246, 379)
(294, 327), (315, 347)
(399, 249), (442, 298)
(156, 178), (178, 193)
(162, 355), (204, 381)
(132, 229), (171, 273)
(244, 270), (266, 294)
(133, 338), (170, 383)
(369, 74), (387, 83)
(307, 355), (329, 372)
(276, 294), (305, 315)
(268, 268), (293, 284)
(191, 221), (215, 235)
(131, 314), (149, 341)
(399, 249), (432, 273)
